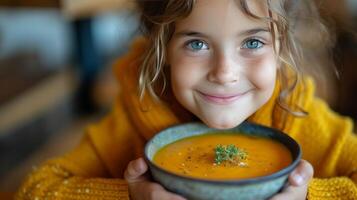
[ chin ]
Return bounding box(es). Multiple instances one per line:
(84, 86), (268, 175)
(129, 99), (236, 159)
(202, 118), (243, 130)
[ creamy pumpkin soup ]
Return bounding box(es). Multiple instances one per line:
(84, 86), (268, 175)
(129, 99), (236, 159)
(153, 133), (292, 180)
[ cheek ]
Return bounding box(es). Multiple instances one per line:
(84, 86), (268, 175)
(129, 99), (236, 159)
(170, 59), (195, 91)
(169, 53), (208, 90)
(246, 53), (277, 90)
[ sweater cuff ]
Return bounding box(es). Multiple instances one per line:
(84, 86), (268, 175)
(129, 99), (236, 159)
(308, 177), (357, 199)
(17, 177), (130, 200)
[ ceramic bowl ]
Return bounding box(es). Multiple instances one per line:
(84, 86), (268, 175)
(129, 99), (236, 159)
(144, 121), (301, 200)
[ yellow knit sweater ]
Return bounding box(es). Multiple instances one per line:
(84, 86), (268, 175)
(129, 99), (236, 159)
(16, 38), (357, 200)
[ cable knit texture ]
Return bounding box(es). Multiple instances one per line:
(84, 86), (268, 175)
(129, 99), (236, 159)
(15, 38), (357, 199)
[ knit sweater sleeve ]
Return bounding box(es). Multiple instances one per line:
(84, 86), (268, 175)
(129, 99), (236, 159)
(14, 135), (130, 200)
(302, 97), (357, 199)
(308, 135), (357, 199)
(308, 131), (357, 199)
(14, 95), (145, 200)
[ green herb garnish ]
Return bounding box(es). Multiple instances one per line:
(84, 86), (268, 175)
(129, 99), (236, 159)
(214, 144), (247, 165)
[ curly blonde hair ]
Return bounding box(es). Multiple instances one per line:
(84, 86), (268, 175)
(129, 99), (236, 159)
(135, 0), (335, 117)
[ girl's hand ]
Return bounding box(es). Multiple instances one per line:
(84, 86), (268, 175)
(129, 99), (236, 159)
(269, 160), (314, 200)
(124, 157), (187, 200)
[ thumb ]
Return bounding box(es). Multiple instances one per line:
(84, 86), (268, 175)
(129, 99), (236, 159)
(289, 159), (314, 186)
(124, 157), (149, 184)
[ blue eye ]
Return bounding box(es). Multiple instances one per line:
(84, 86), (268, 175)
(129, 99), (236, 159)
(187, 40), (209, 51)
(242, 39), (264, 49)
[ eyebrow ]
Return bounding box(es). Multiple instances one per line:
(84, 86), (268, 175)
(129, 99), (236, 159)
(174, 28), (270, 38)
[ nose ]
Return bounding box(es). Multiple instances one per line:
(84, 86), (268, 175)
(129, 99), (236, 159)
(207, 52), (239, 85)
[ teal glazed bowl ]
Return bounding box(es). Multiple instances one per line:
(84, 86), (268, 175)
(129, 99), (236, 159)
(144, 121), (301, 200)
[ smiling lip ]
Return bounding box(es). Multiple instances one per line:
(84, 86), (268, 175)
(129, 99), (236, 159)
(198, 91), (249, 105)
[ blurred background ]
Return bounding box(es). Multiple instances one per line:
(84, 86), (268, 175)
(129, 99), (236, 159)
(0, 0), (356, 198)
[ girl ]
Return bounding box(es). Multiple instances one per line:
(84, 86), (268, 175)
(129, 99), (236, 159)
(16, 0), (357, 199)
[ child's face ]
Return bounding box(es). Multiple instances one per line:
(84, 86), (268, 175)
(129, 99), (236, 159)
(167, 0), (277, 129)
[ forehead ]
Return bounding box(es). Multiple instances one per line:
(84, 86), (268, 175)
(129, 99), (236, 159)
(174, 0), (269, 35)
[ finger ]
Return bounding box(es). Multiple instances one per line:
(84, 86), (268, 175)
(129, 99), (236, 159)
(289, 159), (314, 186)
(269, 184), (308, 200)
(151, 191), (187, 200)
(147, 183), (187, 200)
(124, 157), (148, 183)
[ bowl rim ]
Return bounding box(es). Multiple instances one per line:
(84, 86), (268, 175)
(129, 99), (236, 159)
(144, 121), (302, 185)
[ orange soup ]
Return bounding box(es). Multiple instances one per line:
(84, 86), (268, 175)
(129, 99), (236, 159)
(153, 133), (292, 180)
